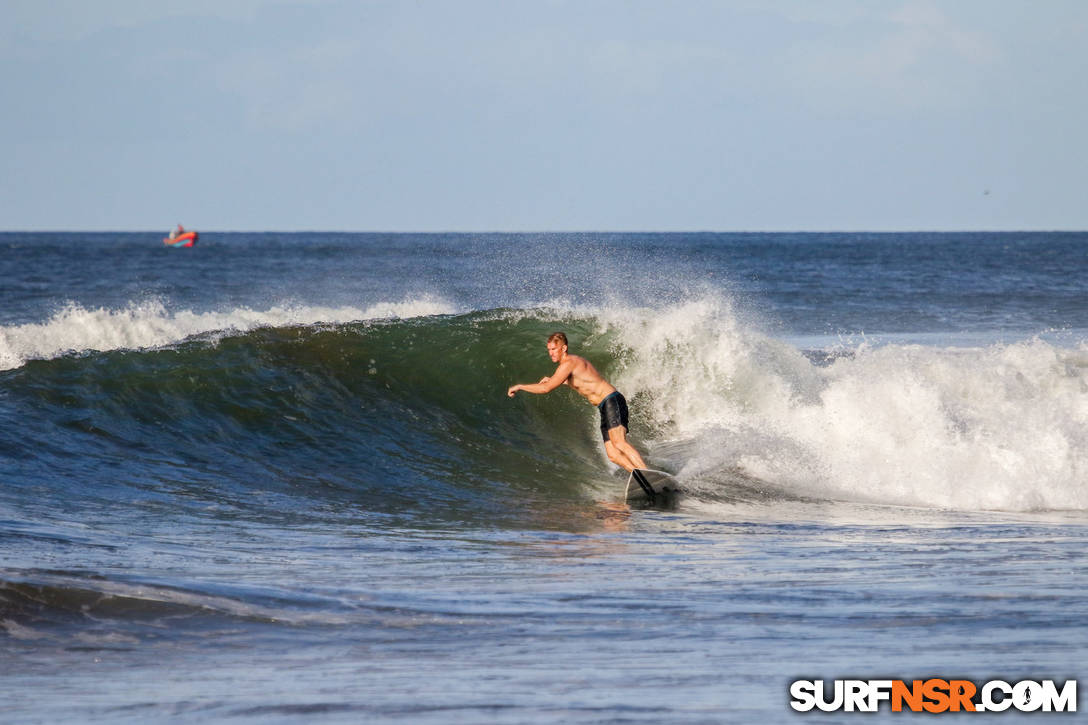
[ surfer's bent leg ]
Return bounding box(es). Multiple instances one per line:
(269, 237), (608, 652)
(597, 392), (647, 471)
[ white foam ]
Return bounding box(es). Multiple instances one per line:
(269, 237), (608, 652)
(594, 296), (1088, 513)
(0, 297), (456, 371)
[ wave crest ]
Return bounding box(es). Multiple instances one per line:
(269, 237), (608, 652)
(0, 297), (457, 371)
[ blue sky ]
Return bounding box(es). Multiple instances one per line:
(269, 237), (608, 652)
(2, 0), (1086, 231)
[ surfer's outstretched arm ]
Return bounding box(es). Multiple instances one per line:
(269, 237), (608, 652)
(507, 362), (572, 397)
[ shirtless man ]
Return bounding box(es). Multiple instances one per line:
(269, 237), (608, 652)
(507, 332), (648, 472)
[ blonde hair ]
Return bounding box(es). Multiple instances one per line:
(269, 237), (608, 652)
(547, 332), (568, 347)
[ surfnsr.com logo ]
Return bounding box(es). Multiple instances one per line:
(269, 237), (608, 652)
(789, 679), (1077, 713)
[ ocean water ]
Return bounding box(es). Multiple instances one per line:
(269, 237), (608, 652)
(1, 231), (1086, 723)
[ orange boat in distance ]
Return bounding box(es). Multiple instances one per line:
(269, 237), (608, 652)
(164, 226), (198, 247)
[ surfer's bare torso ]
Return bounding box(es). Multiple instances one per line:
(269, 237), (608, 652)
(506, 339), (616, 403)
(543, 352), (616, 406)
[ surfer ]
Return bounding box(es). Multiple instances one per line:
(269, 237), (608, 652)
(507, 332), (648, 472)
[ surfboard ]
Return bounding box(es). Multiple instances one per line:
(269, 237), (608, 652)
(624, 468), (680, 503)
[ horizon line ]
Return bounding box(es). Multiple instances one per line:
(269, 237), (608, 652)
(2, 228), (1087, 235)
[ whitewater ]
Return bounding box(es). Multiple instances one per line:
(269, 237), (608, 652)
(2, 231), (1086, 723)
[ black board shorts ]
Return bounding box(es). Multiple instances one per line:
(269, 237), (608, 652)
(597, 391), (629, 442)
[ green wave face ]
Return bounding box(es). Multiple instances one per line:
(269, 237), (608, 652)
(1, 310), (644, 529)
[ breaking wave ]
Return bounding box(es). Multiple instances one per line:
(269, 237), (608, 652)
(2, 295), (1085, 515)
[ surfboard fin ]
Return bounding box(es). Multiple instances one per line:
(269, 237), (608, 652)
(631, 469), (656, 502)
